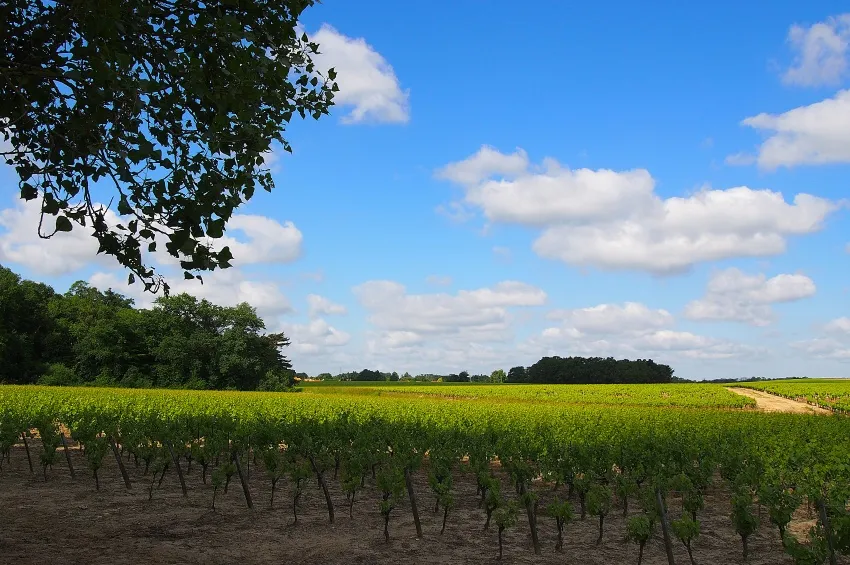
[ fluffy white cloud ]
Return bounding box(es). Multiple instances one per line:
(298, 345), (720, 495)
(353, 280), (546, 356)
(89, 268), (293, 320)
(280, 318), (351, 355)
(791, 338), (850, 360)
(533, 321), (762, 362)
(783, 14), (850, 87)
(0, 200), (118, 275)
(310, 24), (409, 124)
(631, 330), (714, 351)
(214, 214), (302, 265)
(789, 316), (850, 362)
(438, 147), (656, 226)
(534, 298), (767, 363)
(435, 146), (530, 186)
(547, 302), (674, 334)
(307, 294), (347, 318)
(685, 269), (816, 326)
(438, 146), (837, 273)
(0, 199), (303, 277)
(736, 90), (850, 169)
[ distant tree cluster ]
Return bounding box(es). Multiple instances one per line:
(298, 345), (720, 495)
(314, 360), (675, 385)
(316, 368), (505, 384)
(507, 356), (674, 384)
(0, 265), (295, 390)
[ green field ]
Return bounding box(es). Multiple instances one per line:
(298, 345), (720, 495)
(301, 382), (757, 408)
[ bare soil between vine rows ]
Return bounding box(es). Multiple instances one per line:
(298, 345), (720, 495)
(0, 444), (843, 565)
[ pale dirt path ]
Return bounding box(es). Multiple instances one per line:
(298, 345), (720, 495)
(727, 387), (831, 414)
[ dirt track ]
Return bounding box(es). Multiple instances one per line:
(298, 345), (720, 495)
(727, 387), (831, 414)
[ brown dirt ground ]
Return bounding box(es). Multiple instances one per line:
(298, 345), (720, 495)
(1, 444), (845, 565)
(727, 388), (831, 414)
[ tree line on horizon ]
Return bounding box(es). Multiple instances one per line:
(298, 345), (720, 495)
(321, 357), (675, 385)
(2, 265), (677, 389)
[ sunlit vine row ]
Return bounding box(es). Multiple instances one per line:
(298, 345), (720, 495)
(0, 385), (847, 563)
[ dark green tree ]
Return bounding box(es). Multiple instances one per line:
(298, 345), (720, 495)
(0, 265), (59, 383)
(2, 0), (337, 292)
(507, 366), (527, 383)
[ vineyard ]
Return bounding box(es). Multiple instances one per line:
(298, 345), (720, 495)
(302, 382), (759, 409)
(1, 385), (848, 564)
(738, 380), (850, 413)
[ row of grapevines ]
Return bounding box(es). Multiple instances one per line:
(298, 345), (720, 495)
(304, 383), (758, 409)
(739, 380), (850, 412)
(0, 385), (847, 563)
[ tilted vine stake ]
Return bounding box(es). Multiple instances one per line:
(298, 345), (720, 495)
(20, 431), (34, 473)
(232, 448), (253, 509)
(167, 443), (188, 497)
(59, 431), (74, 478)
(655, 486), (677, 565)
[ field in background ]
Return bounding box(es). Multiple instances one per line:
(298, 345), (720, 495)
(301, 382), (757, 409)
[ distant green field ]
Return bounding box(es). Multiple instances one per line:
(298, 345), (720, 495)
(300, 382), (757, 409)
(300, 380), (496, 387)
(738, 379), (850, 412)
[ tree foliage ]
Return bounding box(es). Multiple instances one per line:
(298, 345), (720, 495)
(2, 0), (337, 292)
(507, 356), (674, 384)
(0, 264), (293, 389)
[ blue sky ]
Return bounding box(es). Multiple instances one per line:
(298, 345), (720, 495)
(2, 1), (850, 379)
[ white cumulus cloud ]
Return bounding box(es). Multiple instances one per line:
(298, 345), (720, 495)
(437, 146), (837, 274)
(783, 14), (850, 87)
(684, 268), (816, 326)
(310, 24), (409, 124)
(307, 294), (347, 318)
(533, 304), (763, 362)
(0, 199), (304, 276)
(353, 280), (546, 357)
(736, 90), (850, 169)
(89, 268), (293, 321)
(0, 200), (118, 275)
(547, 302), (674, 334)
(214, 214), (302, 266)
(280, 318), (351, 355)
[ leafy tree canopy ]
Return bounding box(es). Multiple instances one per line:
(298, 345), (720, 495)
(0, 264), (294, 390)
(2, 0), (337, 292)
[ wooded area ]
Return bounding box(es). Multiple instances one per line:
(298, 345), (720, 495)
(0, 265), (294, 390)
(506, 357), (674, 384)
